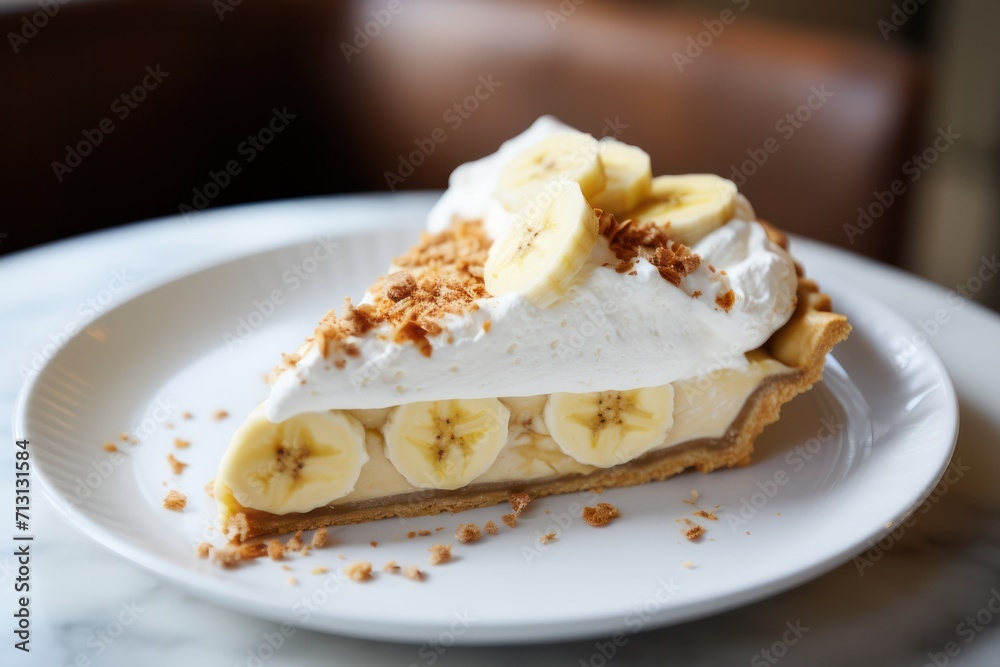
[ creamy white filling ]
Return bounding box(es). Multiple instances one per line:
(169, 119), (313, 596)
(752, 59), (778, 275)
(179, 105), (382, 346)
(264, 116), (798, 420)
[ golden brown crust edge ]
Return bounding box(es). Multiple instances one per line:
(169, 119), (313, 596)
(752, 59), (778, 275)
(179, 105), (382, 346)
(222, 234), (851, 542)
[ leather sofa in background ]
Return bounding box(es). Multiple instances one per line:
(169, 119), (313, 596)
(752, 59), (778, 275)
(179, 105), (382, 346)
(2, 0), (923, 261)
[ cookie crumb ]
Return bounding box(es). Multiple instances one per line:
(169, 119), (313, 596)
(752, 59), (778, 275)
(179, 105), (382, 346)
(370, 541), (379, 548)
(344, 560), (372, 582)
(407, 531), (417, 539)
(214, 410), (229, 420)
(213, 548), (241, 568)
(501, 513), (517, 528)
(682, 520), (705, 541)
(311, 528), (328, 548)
(682, 560), (694, 569)
(162, 490), (186, 510)
(281, 565), (292, 571)
(455, 523), (481, 544)
(404, 565), (424, 581)
(428, 543), (452, 565)
(417, 529), (431, 536)
(484, 520), (498, 535)
(383, 560), (400, 573)
(165, 421), (174, 430)
(694, 509), (718, 521)
(582, 502), (619, 527)
(102, 442), (117, 452)
(182, 411), (193, 420)
(540, 532), (557, 544)
(509, 492), (531, 516)
(167, 453), (188, 475)
(204, 479), (215, 498)
(683, 490), (699, 505)
(311, 567), (328, 575)
(174, 438), (190, 449)
(195, 542), (212, 559)
(286, 531), (304, 552)
(267, 540), (285, 561)
(435, 526), (444, 532)
(287, 576), (298, 586)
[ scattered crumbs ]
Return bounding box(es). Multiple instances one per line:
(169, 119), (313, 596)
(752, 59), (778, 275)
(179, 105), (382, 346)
(311, 567), (329, 575)
(417, 529), (431, 537)
(204, 479), (216, 498)
(683, 490), (699, 505)
(213, 549), (241, 568)
(404, 565), (425, 581)
(715, 289), (736, 313)
(174, 438), (190, 449)
(708, 264), (716, 273)
(482, 320), (491, 333)
(435, 526), (444, 532)
(455, 523), (481, 544)
(338, 554), (346, 560)
(501, 513), (517, 528)
(287, 577), (298, 586)
(694, 509), (718, 521)
(746, 531), (751, 536)
(683, 524), (705, 541)
(165, 422), (174, 430)
(102, 442), (118, 452)
(240, 543), (268, 559)
(509, 492), (531, 517)
(267, 540), (285, 561)
(383, 560), (400, 574)
(682, 561), (694, 569)
(407, 531), (417, 539)
(582, 502), (620, 527)
(312, 528), (328, 548)
(540, 532), (557, 544)
(484, 520), (498, 535)
(214, 410), (229, 421)
(162, 490), (186, 511)
(195, 542), (212, 559)
(167, 453), (188, 475)
(428, 543), (452, 565)
(182, 411), (193, 420)
(370, 541), (379, 548)
(286, 531), (304, 552)
(281, 565), (293, 572)
(692, 290), (702, 298)
(344, 561), (372, 582)
(119, 432), (130, 442)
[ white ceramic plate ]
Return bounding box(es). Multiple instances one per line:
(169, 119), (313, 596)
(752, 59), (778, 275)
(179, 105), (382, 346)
(16, 204), (958, 645)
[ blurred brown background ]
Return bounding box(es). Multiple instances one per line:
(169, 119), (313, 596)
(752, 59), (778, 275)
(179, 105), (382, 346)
(2, 0), (997, 309)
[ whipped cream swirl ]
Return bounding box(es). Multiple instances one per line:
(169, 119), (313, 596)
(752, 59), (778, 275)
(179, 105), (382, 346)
(265, 117), (798, 419)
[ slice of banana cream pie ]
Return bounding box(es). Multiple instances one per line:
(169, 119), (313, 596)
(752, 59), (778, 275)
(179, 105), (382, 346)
(214, 116), (850, 542)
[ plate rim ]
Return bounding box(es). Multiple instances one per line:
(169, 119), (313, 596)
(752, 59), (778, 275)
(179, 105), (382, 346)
(13, 201), (960, 644)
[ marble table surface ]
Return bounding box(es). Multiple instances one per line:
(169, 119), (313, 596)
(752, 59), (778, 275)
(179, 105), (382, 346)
(2, 193), (999, 667)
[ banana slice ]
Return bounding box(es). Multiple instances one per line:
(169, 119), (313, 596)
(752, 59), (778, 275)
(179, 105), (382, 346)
(484, 181), (598, 307)
(383, 398), (510, 490)
(495, 132), (606, 213)
(590, 139), (652, 217)
(215, 407), (368, 514)
(543, 385), (675, 468)
(630, 174), (737, 246)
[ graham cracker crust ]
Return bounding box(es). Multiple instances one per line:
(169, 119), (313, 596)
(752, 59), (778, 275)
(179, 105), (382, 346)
(221, 226), (850, 543)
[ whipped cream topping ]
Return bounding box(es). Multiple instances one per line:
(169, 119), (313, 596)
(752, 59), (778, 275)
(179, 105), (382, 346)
(265, 117), (798, 420)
